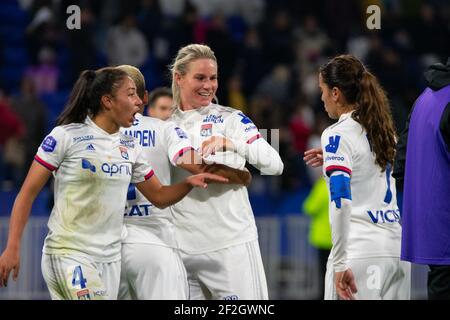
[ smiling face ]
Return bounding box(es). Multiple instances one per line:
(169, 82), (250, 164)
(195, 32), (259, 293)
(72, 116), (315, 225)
(176, 58), (218, 110)
(319, 73), (340, 119)
(108, 77), (142, 128)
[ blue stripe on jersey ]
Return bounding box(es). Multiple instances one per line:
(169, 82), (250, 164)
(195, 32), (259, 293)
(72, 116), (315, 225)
(127, 183), (137, 200)
(384, 163), (393, 204)
(330, 174), (352, 209)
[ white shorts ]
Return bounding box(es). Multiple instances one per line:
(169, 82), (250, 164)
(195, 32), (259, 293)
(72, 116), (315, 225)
(41, 254), (120, 300)
(118, 241), (188, 300)
(324, 257), (411, 300)
(181, 240), (268, 300)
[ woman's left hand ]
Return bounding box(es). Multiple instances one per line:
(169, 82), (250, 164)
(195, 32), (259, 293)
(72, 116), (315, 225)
(201, 136), (235, 157)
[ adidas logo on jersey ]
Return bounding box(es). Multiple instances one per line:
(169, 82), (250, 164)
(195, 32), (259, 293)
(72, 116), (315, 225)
(86, 144), (95, 151)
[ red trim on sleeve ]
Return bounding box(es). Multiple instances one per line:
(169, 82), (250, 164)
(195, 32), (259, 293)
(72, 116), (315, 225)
(34, 155), (57, 171)
(325, 165), (352, 177)
(172, 147), (195, 163)
(246, 133), (261, 144)
(144, 169), (155, 180)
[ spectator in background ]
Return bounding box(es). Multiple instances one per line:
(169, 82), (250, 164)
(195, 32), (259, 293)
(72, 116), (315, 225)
(205, 13), (237, 103)
(25, 0), (61, 64)
(412, 3), (450, 61)
(238, 0), (265, 27)
(146, 87), (174, 121)
(0, 90), (24, 146)
(136, 0), (163, 52)
(294, 14), (329, 79)
(106, 14), (149, 68)
(10, 76), (48, 175)
(238, 27), (266, 97)
(67, 5), (98, 82)
(158, 0), (185, 18)
(286, 102), (313, 189)
(0, 89), (25, 190)
(255, 64), (292, 107)
(261, 9), (295, 70)
(226, 74), (248, 114)
(365, 38), (411, 135)
(25, 46), (59, 95)
(399, 57), (450, 300)
(289, 105), (312, 157)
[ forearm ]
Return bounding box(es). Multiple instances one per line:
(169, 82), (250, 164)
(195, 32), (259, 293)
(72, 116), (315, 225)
(6, 192), (34, 251)
(178, 160), (251, 186)
(137, 180), (193, 209)
(231, 138), (284, 175)
(157, 182), (193, 208)
(330, 198), (352, 272)
(215, 166), (251, 185)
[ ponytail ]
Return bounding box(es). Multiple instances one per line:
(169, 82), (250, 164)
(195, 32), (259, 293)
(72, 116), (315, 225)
(320, 55), (397, 171)
(56, 70), (96, 126)
(56, 68), (128, 126)
(353, 70), (397, 171)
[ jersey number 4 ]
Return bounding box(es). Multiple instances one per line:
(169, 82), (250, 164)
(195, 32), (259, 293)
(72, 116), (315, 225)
(72, 265), (87, 289)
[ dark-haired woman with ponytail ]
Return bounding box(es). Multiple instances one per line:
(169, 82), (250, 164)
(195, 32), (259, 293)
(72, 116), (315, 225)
(0, 67), (227, 299)
(317, 55), (410, 300)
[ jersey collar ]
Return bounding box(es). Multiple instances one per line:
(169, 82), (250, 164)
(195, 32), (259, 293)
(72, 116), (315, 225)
(338, 111), (354, 123)
(174, 103), (212, 116)
(84, 116), (120, 137)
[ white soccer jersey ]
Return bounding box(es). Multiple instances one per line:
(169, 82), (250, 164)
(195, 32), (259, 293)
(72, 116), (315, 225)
(321, 112), (402, 267)
(169, 103), (283, 253)
(120, 113), (194, 248)
(35, 116), (154, 262)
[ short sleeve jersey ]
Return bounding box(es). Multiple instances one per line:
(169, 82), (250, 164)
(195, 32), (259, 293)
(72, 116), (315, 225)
(35, 117), (153, 262)
(321, 112), (402, 259)
(168, 103), (261, 253)
(120, 113), (194, 247)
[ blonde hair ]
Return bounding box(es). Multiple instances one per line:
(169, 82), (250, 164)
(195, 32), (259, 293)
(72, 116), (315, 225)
(116, 64), (146, 99)
(169, 44), (218, 107)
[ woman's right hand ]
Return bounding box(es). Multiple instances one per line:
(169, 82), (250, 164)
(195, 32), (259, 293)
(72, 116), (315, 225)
(185, 172), (229, 189)
(303, 148), (324, 167)
(334, 268), (358, 300)
(200, 136), (234, 157)
(0, 248), (20, 287)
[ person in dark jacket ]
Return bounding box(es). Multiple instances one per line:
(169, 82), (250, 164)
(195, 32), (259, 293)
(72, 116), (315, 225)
(396, 57), (450, 300)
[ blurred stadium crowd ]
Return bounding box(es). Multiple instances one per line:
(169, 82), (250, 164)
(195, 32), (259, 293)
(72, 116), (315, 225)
(0, 0), (449, 215)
